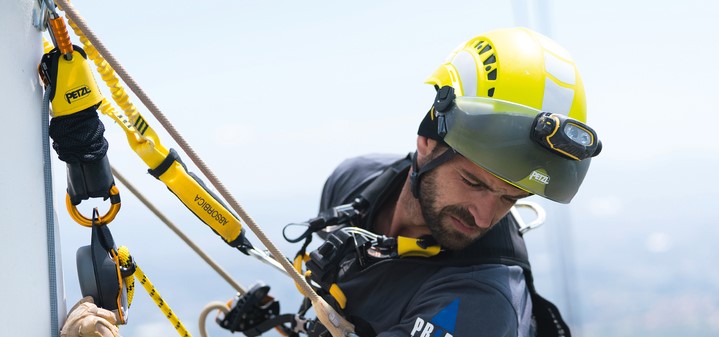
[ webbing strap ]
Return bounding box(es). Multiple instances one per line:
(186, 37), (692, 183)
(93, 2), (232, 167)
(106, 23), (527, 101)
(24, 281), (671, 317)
(241, 314), (296, 337)
(357, 154), (412, 210)
(409, 149), (456, 198)
(147, 148), (182, 179)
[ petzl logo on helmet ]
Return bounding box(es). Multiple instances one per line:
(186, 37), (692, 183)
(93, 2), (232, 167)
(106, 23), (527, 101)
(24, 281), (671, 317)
(529, 170), (550, 185)
(65, 85), (92, 104)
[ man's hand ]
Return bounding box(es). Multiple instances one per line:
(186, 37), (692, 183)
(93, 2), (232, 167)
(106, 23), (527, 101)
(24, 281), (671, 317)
(39, 45), (103, 117)
(60, 296), (121, 337)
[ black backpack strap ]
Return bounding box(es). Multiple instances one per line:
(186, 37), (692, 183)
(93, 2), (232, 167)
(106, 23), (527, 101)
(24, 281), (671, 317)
(531, 292), (571, 336)
(524, 269), (572, 337)
(356, 154), (412, 229)
(357, 154), (411, 205)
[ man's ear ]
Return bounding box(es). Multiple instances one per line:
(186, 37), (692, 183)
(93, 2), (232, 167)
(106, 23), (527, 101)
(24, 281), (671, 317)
(416, 136), (438, 161)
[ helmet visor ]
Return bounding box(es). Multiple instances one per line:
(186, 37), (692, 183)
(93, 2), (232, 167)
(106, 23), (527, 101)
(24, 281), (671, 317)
(443, 96), (591, 203)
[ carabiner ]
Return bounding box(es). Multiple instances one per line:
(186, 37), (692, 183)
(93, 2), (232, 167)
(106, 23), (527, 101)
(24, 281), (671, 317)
(67, 185), (121, 227)
(510, 200), (547, 235)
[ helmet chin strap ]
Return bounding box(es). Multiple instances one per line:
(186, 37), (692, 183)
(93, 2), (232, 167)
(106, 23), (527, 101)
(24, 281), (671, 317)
(411, 86), (458, 198)
(409, 148), (456, 198)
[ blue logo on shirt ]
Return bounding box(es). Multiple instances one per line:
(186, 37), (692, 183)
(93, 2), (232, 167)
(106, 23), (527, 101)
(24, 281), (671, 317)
(431, 298), (459, 334)
(410, 298), (459, 337)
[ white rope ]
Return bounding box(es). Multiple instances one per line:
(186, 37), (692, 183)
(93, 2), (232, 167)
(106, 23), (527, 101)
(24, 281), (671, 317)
(198, 302), (229, 337)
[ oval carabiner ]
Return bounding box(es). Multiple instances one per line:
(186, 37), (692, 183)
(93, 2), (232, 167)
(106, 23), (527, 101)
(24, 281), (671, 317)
(67, 185), (121, 227)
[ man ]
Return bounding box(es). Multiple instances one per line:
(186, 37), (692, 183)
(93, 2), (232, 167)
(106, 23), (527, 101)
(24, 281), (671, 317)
(302, 27), (601, 337)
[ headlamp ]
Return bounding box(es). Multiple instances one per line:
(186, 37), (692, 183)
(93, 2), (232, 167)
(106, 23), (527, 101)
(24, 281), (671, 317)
(530, 112), (602, 161)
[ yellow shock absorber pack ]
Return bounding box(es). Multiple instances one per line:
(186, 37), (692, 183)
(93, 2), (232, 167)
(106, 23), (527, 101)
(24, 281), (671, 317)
(65, 20), (248, 248)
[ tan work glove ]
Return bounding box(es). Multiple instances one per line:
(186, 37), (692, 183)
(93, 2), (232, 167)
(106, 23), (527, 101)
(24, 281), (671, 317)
(60, 297), (121, 337)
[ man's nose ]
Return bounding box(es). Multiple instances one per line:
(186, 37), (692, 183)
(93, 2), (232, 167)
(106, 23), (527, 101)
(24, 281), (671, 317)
(469, 192), (502, 229)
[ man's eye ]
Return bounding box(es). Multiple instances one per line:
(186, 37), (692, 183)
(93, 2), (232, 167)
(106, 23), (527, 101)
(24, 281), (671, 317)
(502, 196), (519, 204)
(461, 177), (484, 189)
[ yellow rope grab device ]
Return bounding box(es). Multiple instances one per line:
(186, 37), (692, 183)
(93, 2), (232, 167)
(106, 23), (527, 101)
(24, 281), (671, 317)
(42, 1), (357, 336)
(41, 0), (122, 227)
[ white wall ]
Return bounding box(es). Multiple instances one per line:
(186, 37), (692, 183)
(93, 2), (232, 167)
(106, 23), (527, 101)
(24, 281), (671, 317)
(0, 0), (64, 335)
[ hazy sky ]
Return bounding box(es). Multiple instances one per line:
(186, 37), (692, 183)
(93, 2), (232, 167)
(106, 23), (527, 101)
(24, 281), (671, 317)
(50, 1), (719, 336)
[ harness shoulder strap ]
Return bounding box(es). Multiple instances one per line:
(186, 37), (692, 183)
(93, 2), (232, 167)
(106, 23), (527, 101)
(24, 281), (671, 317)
(356, 154), (412, 229)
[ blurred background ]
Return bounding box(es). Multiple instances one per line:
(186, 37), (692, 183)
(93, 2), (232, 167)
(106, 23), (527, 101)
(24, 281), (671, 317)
(51, 0), (719, 336)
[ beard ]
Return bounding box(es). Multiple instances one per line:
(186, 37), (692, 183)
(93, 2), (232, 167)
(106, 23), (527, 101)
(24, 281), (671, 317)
(417, 169), (488, 250)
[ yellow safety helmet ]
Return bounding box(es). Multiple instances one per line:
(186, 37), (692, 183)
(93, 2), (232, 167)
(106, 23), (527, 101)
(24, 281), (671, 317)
(417, 27), (600, 203)
(425, 27), (586, 121)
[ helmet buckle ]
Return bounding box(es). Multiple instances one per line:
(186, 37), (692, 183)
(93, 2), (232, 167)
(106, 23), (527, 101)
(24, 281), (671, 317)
(433, 86), (456, 113)
(433, 86), (456, 139)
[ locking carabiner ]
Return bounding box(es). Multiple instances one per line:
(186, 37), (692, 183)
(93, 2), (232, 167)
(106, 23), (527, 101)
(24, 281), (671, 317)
(67, 185), (121, 227)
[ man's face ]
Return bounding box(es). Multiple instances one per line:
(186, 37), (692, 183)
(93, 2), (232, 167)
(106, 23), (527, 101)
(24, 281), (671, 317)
(418, 152), (530, 250)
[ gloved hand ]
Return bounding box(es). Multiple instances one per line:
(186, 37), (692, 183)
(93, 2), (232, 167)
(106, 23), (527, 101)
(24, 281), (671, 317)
(60, 296), (122, 337)
(39, 45), (103, 117)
